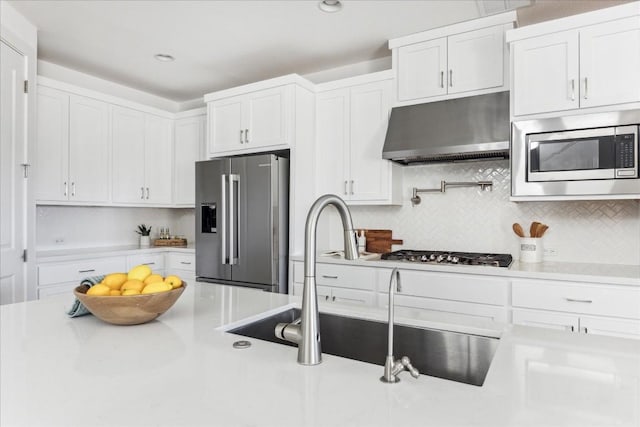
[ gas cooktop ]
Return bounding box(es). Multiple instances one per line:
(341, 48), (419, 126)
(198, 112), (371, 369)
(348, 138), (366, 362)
(380, 250), (513, 268)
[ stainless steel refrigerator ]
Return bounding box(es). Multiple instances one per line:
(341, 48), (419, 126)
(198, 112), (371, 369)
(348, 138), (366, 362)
(195, 153), (289, 293)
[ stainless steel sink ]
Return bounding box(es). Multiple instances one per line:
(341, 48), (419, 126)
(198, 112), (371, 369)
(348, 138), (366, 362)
(227, 308), (499, 386)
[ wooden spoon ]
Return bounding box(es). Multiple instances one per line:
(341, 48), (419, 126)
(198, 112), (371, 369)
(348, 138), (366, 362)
(530, 221), (541, 238)
(512, 223), (525, 238)
(536, 224), (549, 238)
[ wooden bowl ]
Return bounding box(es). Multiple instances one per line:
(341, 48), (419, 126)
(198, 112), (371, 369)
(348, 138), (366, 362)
(73, 283), (186, 325)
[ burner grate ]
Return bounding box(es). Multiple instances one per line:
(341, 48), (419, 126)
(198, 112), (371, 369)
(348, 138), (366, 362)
(380, 250), (512, 268)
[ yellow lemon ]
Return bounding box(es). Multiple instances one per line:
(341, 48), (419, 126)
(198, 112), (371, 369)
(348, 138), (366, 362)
(143, 274), (164, 285)
(121, 279), (144, 292)
(86, 283), (111, 296)
(141, 281), (172, 295)
(103, 273), (128, 290)
(164, 275), (183, 289)
(127, 265), (152, 282)
(121, 289), (141, 296)
(109, 290), (121, 296)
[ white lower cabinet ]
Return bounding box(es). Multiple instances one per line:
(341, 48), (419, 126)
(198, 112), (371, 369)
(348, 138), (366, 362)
(165, 252), (196, 285)
(512, 279), (640, 339)
(291, 262), (376, 306)
(126, 253), (165, 276)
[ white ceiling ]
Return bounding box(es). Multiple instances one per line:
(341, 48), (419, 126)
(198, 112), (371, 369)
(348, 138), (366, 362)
(11, 0), (502, 102)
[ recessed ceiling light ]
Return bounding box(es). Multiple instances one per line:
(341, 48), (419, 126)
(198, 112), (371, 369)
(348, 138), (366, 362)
(318, 0), (342, 13)
(154, 54), (175, 62)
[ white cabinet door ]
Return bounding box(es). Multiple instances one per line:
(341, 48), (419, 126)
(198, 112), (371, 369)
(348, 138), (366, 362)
(348, 80), (392, 202)
(579, 17), (640, 109)
(68, 95), (109, 203)
(331, 287), (375, 306)
(397, 37), (447, 101)
(512, 308), (579, 332)
(208, 96), (244, 154)
(112, 106), (146, 203)
(447, 25), (505, 95)
(315, 89), (349, 197)
(244, 86), (288, 149)
(35, 86), (69, 202)
(579, 316), (640, 340)
(513, 30), (579, 116)
(144, 115), (173, 204)
(174, 116), (204, 205)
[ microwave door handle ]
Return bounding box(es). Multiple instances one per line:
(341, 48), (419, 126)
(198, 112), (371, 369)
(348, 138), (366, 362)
(221, 174), (227, 265)
(229, 174), (239, 265)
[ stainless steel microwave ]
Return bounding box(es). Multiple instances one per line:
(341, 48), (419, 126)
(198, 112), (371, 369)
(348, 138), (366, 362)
(512, 110), (640, 199)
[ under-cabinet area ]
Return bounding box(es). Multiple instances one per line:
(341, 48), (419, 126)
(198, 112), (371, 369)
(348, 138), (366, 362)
(290, 259), (640, 340)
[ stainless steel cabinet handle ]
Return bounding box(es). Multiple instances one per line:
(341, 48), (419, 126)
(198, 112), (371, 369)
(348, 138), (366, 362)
(583, 77), (588, 99)
(344, 181), (348, 195)
(350, 180), (354, 195)
(64, 181), (68, 197)
(565, 297), (593, 303)
(140, 187), (144, 199)
(146, 187), (150, 200)
(440, 71), (444, 88)
(180, 261), (192, 265)
(78, 269), (95, 273)
(245, 128), (249, 143)
(332, 296), (336, 302)
(321, 275), (338, 279)
(567, 325), (575, 332)
(449, 70), (453, 87)
(142, 262), (155, 266)
(582, 327), (588, 334)
(570, 79), (575, 101)
(221, 174), (227, 264)
(325, 295), (329, 301)
(240, 129), (244, 143)
(71, 182), (76, 197)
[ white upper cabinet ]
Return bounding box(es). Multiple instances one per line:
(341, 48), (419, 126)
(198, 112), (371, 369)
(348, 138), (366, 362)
(205, 81), (295, 157)
(35, 86), (109, 204)
(315, 72), (401, 205)
(112, 106), (173, 205)
(390, 12), (515, 106)
(508, 5), (640, 117)
(174, 114), (205, 206)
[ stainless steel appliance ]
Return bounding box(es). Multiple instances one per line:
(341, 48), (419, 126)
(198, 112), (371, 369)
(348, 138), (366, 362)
(512, 110), (640, 199)
(195, 153), (289, 293)
(382, 92), (510, 164)
(380, 250), (513, 268)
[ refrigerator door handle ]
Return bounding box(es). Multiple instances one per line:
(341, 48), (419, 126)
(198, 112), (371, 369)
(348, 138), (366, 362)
(221, 174), (227, 265)
(229, 173), (240, 265)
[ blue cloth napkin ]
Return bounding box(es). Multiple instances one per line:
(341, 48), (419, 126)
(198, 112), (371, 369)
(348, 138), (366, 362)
(66, 275), (105, 318)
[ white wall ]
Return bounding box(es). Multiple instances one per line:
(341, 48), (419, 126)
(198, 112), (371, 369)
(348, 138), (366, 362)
(36, 206), (195, 251)
(303, 57), (392, 84)
(320, 160), (640, 266)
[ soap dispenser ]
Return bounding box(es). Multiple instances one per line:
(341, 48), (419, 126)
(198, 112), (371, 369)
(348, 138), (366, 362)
(358, 230), (367, 254)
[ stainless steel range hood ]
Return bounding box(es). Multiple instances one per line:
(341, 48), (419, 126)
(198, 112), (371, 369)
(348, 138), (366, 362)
(382, 91), (510, 165)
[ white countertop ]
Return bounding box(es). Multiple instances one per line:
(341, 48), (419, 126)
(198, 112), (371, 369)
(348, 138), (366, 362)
(37, 245), (195, 262)
(2, 283), (639, 427)
(290, 254), (640, 286)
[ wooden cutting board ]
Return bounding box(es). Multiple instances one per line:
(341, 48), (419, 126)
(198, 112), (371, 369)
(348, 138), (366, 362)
(364, 229), (403, 253)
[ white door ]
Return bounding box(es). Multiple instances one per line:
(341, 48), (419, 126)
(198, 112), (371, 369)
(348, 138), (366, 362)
(144, 115), (173, 204)
(68, 94), (109, 203)
(245, 86), (288, 148)
(0, 41), (27, 304)
(512, 309), (579, 332)
(447, 25), (505, 95)
(579, 315), (640, 340)
(208, 97), (243, 155)
(397, 37), (447, 101)
(348, 80), (392, 202)
(579, 17), (640, 109)
(513, 30), (579, 116)
(111, 106), (145, 203)
(315, 89), (350, 198)
(35, 86), (69, 202)
(174, 116), (204, 205)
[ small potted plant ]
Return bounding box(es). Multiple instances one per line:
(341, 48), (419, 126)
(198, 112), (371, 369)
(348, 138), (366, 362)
(136, 224), (152, 248)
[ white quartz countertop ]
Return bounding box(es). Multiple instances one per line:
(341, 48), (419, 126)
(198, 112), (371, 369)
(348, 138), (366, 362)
(290, 254), (640, 286)
(2, 283), (639, 427)
(37, 245), (195, 262)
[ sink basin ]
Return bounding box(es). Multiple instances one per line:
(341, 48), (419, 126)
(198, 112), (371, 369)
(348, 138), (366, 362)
(227, 308), (499, 386)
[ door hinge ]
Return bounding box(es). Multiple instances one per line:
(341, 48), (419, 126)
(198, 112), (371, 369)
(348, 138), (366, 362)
(22, 249), (27, 262)
(23, 80), (28, 94)
(20, 163), (30, 178)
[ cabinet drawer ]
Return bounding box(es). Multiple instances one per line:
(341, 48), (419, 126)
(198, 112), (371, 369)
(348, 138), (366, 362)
(38, 257), (127, 286)
(126, 253), (164, 270)
(292, 262), (376, 291)
(166, 253), (195, 273)
(376, 269), (508, 306)
(512, 280), (640, 319)
(512, 308), (579, 332)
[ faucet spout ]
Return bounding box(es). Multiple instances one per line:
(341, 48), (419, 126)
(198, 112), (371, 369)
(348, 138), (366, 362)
(276, 194), (358, 365)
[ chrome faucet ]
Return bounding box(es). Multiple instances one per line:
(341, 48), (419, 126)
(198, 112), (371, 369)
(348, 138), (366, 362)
(380, 268), (420, 383)
(275, 194), (359, 365)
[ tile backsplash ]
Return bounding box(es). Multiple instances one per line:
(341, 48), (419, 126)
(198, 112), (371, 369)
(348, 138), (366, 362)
(321, 160), (640, 266)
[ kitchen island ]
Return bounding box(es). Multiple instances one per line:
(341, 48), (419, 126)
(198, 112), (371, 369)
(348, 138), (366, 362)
(2, 282), (639, 426)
